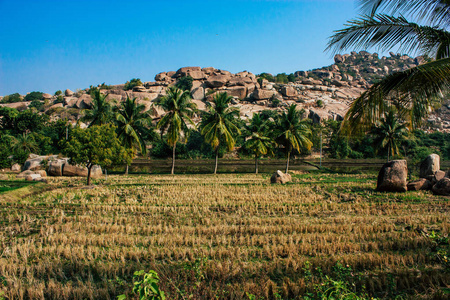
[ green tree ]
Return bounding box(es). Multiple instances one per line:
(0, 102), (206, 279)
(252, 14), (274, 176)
(156, 87), (197, 174)
(24, 91), (43, 102)
(274, 104), (312, 173)
(371, 109), (409, 162)
(200, 92), (241, 174)
(175, 76), (194, 91)
(63, 124), (133, 185)
(1, 93), (22, 103)
(82, 88), (113, 127)
(327, 0), (450, 133)
(124, 78), (143, 91)
(115, 96), (154, 174)
(244, 113), (275, 174)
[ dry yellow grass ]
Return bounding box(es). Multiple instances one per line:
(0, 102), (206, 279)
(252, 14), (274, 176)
(0, 173), (448, 299)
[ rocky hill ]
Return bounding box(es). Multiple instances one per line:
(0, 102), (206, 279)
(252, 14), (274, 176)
(2, 51), (448, 130)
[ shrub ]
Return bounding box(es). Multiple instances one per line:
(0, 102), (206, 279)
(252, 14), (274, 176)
(1, 93), (22, 103)
(54, 90), (62, 96)
(316, 99), (324, 108)
(29, 99), (44, 110)
(124, 78), (143, 91)
(24, 91), (43, 102)
(54, 95), (64, 104)
(175, 76), (193, 91)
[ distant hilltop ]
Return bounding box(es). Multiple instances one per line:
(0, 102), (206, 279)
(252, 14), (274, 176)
(2, 51), (448, 131)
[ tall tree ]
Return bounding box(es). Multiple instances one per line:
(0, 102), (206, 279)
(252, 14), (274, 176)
(327, 0), (450, 133)
(82, 88), (113, 127)
(200, 92), (241, 174)
(274, 104), (312, 173)
(243, 113), (275, 174)
(115, 96), (154, 174)
(156, 87), (197, 174)
(371, 109), (409, 162)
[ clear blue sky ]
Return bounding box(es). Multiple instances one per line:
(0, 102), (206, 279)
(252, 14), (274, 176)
(0, 0), (359, 95)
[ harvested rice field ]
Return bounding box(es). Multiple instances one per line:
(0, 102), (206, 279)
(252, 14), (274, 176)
(0, 172), (449, 299)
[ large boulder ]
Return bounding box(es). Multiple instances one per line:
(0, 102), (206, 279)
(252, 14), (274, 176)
(65, 89), (74, 96)
(225, 86), (247, 99)
(205, 75), (230, 88)
(432, 178), (450, 196)
(280, 86), (297, 97)
(426, 170), (446, 185)
(420, 154), (440, 178)
(252, 89), (275, 100)
(376, 160), (408, 192)
(25, 174), (42, 181)
(62, 164), (102, 178)
(17, 170), (36, 179)
(407, 178), (432, 191)
(47, 159), (67, 176)
(191, 87), (205, 100)
(270, 171), (292, 184)
(23, 155), (58, 171)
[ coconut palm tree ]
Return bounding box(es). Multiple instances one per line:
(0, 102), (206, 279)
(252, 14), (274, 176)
(243, 113), (275, 174)
(371, 109), (409, 162)
(10, 133), (38, 154)
(200, 92), (241, 174)
(274, 104), (312, 173)
(327, 0), (450, 134)
(115, 96), (153, 174)
(83, 88), (113, 127)
(156, 87), (197, 174)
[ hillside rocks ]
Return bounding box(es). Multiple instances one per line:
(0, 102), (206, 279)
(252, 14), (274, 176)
(376, 160), (408, 192)
(3, 51), (443, 129)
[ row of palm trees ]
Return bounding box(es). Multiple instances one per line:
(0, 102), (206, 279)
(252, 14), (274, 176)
(83, 86), (314, 175)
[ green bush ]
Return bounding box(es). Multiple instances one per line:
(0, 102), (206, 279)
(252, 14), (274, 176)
(24, 91), (43, 102)
(1, 93), (22, 103)
(175, 76), (193, 91)
(29, 99), (44, 110)
(124, 78), (143, 91)
(54, 90), (62, 96)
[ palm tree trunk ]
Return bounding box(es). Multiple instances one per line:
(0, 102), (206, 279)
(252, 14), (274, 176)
(255, 155), (258, 174)
(285, 151), (290, 174)
(214, 149), (219, 174)
(125, 165), (129, 175)
(387, 147), (390, 163)
(171, 144), (176, 175)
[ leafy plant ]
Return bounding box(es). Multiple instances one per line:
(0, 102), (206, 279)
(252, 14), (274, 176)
(124, 78), (143, 91)
(24, 91), (43, 102)
(118, 270), (165, 300)
(175, 76), (193, 91)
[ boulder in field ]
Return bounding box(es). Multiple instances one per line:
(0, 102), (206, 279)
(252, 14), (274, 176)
(376, 160), (408, 192)
(47, 159), (68, 176)
(25, 174), (42, 181)
(17, 170), (36, 179)
(432, 178), (450, 196)
(270, 170), (291, 184)
(62, 164), (102, 178)
(407, 178), (432, 191)
(11, 163), (21, 172)
(426, 170), (446, 185)
(420, 154), (440, 178)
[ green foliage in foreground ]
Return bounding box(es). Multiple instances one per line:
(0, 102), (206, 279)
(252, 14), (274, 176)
(118, 270), (165, 300)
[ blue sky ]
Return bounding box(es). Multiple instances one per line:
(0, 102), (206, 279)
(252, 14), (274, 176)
(0, 0), (359, 95)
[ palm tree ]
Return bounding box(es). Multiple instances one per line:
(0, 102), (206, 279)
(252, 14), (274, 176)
(327, 0), (450, 134)
(10, 133), (39, 154)
(83, 88), (113, 127)
(156, 87), (197, 174)
(371, 109), (409, 162)
(115, 96), (153, 174)
(243, 113), (275, 174)
(200, 92), (241, 174)
(274, 104), (312, 173)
